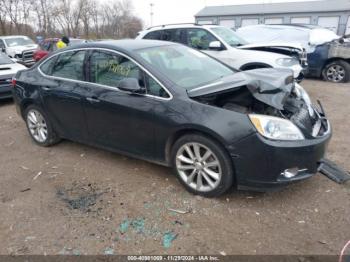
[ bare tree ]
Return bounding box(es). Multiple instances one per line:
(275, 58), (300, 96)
(0, 0), (143, 39)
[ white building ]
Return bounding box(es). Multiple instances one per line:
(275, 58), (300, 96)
(195, 0), (350, 35)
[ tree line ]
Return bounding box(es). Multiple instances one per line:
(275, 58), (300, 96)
(0, 0), (143, 40)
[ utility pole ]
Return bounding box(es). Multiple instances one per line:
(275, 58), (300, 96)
(150, 3), (154, 26)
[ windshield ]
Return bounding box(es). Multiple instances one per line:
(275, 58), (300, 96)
(136, 45), (234, 89)
(5, 37), (35, 47)
(0, 54), (14, 65)
(211, 27), (248, 47)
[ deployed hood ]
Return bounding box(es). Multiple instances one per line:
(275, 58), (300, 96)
(188, 68), (294, 110)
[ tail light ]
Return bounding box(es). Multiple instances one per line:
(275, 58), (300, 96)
(11, 78), (16, 87)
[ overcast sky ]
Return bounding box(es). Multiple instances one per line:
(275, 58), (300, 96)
(131, 0), (317, 27)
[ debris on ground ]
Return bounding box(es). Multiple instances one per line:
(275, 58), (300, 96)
(104, 247), (114, 255)
(319, 158), (350, 184)
(162, 231), (178, 249)
(56, 182), (104, 212)
(20, 188), (31, 193)
(33, 171), (42, 180)
(119, 220), (130, 234)
(130, 217), (145, 233)
(219, 251), (227, 256)
(20, 166), (29, 170)
(168, 208), (191, 214)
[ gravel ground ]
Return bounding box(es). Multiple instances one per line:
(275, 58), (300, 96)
(0, 79), (349, 256)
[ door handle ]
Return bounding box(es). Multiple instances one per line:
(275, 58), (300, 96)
(86, 97), (100, 103)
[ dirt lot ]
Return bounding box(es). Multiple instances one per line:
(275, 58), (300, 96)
(0, 79), (349, 256)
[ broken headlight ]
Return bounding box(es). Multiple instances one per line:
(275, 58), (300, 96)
(294, 83), (314, 117)
(276, 57), (299, 67)
(249, 114), (305, 141)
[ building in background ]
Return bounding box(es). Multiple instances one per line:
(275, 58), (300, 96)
(195, 0), (350, 35)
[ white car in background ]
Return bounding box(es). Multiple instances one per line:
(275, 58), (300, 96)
(0, 53), (26, 99)
(136, 24), (306, 81)
(0, 35), (38, 67)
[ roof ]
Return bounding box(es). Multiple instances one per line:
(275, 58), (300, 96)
(65, 39), (173, 52)
(196, 0), (350, 17)
(0, 35), (31, 39)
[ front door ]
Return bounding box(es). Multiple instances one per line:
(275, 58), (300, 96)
(82, 50), (166, 158)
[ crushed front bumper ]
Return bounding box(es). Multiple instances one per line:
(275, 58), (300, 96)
(228, 120), (331, 192)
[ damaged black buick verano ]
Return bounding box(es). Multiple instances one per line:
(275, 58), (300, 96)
(12, 40), (331, 197)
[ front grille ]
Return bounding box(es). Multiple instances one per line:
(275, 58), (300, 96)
(291, 106), (316, 133)
(22, 50), (35, 62)
(0, 78), (12, 85)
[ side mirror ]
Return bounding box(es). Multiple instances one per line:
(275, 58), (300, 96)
(1, 47), (5, 53)
(118, 78), (143, 93)
(209, 41), (223, 50)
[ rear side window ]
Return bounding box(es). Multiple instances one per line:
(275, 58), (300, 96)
(144, 30), (162, 40)
(48, 50), (86, 81)
(40, 56), (58, 75)
(161, 29), (186, 44)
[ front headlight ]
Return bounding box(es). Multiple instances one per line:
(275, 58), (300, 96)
(249, 114), (304, 141)
(276, 57), (299, 67)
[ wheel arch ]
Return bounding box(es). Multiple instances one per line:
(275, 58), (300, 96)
(20, 99), (43, 119)
(164, 127), (232, 166)
(323, 57), (350, 68)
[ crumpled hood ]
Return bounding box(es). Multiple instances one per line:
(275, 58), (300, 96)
(188, 68), (295, 110)
(239, 42), (304, 51)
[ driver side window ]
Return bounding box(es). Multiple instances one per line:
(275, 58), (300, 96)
(90, 51), (144, 88)
(89, 50), (169, 98)
(186, 29), (218, 50)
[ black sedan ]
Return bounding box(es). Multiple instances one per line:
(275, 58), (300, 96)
(12, 40), (331, 197)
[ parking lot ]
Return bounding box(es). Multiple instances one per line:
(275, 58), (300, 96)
(0, 79), (349, 256)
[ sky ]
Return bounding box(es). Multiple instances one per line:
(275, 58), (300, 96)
(131, 0), (318, 27)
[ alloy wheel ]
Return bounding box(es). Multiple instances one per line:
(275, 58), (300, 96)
(326, 65), (345, 82)
(175, 142), (222, 192)
(26, 109), (48, 143)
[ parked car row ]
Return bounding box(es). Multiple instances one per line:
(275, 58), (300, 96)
(12, 40), (331, 197)
(0, 53), (27, 99)
(237, 24), (350, 83)
(136, 24), (307, 82)
(0, 35), (38, 66)
(2, 23), (350, 83)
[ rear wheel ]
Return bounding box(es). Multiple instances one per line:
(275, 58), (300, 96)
(322, 60), (350, 83)
(171, 134), (234, 197)
(25, 105), (60, 147)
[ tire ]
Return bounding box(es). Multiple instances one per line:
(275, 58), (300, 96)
(24, 105), (60, 147)
(170, 134), (234, 197)
(322, 60), (350, 83)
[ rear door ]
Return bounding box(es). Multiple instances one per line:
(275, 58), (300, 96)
(39, 50), (88, 140)
(82, 49), (170, 158)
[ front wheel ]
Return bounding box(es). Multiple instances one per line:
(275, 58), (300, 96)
(25, 105), (60, 147)
(171, 134), (234, 197)
(322, 60), (350, 83)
